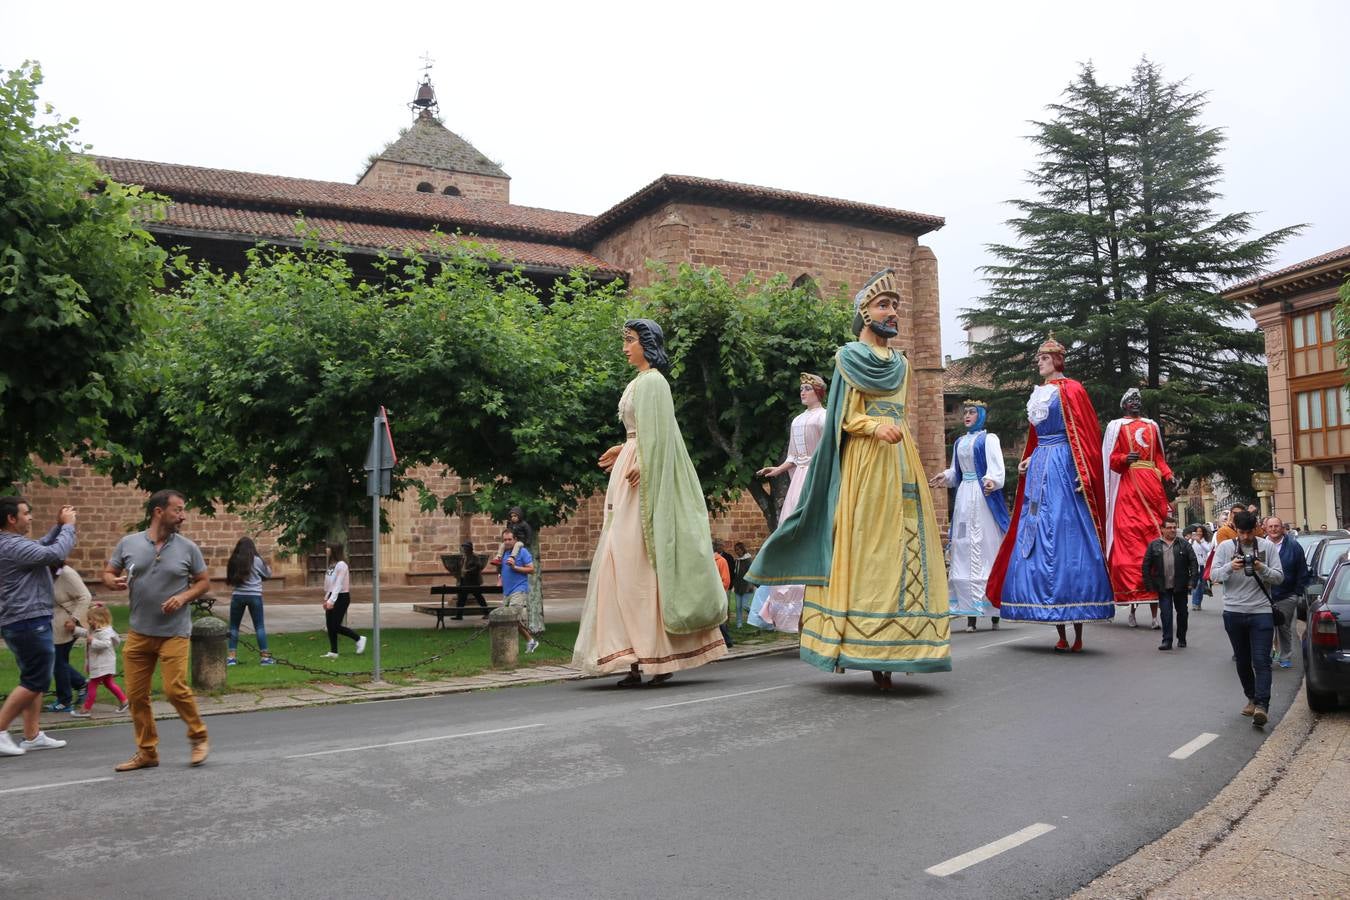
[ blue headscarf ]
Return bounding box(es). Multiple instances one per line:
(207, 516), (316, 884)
(964, 403), (987, 434)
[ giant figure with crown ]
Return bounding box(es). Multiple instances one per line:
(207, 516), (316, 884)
(986, 334), (1115, 651)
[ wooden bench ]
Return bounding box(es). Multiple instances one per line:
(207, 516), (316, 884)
(413, 584), (504, 629)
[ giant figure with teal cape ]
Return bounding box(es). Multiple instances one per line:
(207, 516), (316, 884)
(572, 319), (728, 686)
(747, 270), (951, 688)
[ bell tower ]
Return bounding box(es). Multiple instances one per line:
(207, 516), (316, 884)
(357, 56), (510, 202)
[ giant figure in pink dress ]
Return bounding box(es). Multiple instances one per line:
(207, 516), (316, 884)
(747, 373), (828, 632)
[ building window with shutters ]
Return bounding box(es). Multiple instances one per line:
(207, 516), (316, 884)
(1289, 305), (1339, 377)
(1293, 385), (1350, 461)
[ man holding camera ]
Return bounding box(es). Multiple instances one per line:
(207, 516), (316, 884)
(1209, 510), (1284, 726)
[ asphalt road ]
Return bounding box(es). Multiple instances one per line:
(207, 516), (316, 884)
(0, 612), (1303, 899)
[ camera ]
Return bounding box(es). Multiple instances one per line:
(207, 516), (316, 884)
(1241, 552), (1258, 577)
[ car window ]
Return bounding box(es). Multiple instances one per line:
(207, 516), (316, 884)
(1318, 540), (1350, 577)
(1296, 535), (1324, 556)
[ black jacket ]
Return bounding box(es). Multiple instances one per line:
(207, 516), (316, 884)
(1141, 538), (1198, 594)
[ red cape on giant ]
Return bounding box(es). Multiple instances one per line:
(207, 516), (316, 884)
(986, 378), (1107, 607)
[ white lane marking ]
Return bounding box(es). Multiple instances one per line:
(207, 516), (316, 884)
(925, 823), (1057, 877)
(284, 723), (545, 759)
(976, 634), (1036, 649)
(643, 684), (791, 711)
(0, 776), (113, 796)
(1169, 732), (1220, 760)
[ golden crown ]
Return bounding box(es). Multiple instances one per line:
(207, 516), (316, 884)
(961, 399), (987, 408)
(800, 373), (826, 390)
(1038, 332), (1066, 355)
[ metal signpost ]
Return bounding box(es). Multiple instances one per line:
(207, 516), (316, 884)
(364, 406), (396, 682)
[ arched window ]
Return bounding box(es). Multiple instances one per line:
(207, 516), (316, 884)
(416, 182), (434, 192)
(442, 185), (461, 196)
(792, 274), (822, 298)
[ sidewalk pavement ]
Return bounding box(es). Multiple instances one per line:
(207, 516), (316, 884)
(1075, 689), (1350, 899)
(38, 635), (799, 731)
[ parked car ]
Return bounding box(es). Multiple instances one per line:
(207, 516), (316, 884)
(1303, 554), (1350, 711)
(1299, 533), (1350, 620)
(1293, 528), (1349, 564)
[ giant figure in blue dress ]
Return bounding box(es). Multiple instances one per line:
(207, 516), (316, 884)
(986, 335), (1115, 652)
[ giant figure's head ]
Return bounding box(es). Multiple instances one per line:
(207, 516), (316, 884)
(962, 400), (987, 433)
(1120, 387), (1143, 417)
(1036, 333), (1066, 379)
(622, 318), (670, 373)
(852, 269), (901, 340)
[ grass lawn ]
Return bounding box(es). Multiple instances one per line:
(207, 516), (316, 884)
(2, 606), (790, 698)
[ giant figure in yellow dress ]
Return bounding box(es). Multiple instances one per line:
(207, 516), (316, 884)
(747, 269), (951, 688)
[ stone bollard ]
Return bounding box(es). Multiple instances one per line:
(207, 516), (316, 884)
(489, 606), (523, 670)
(190, 615), (229, 691)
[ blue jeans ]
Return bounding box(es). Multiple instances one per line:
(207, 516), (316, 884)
(1190, 579), (1206, 608)
(1, 618), (56, 693)
(1222, 610), (1274, 707)
(228, 593), (268, 652)
(53, 639), (88, 705)
(734, 592), (754, 626)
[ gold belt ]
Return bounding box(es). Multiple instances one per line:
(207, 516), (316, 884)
(1129, 460), (1156, 469)
(626, 431), (637, 438)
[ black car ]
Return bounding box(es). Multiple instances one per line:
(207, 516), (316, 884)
(1303, 555), (1350, 711)
(1298, 532), (1350, 620)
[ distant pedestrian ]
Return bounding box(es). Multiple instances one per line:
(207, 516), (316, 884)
(1188, 525), (1213, 610)
(1264, 516), (1309, 670)
(320, 542), (365, 659)
(453, 541), (489, 620)
(1141, 518), (1197, 650)
(493, 525), (539, 652)
(102, 489), (210, 770)
(507, 507), (545, 633)
(0, 497), (76, 758)
(714, 540), (734, 648)
(1210, 509), (1284, 727)
(731, 542), (755, 627)
(225, 537), (274, 666)
(70, 604), (127, 718)
(48, 562), (91, 713)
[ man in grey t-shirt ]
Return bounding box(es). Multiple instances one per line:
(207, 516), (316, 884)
(1210, 509), (1284, 727)
(102, 490), (211, 771)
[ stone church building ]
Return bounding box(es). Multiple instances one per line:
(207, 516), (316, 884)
(26, 80), (948, 586)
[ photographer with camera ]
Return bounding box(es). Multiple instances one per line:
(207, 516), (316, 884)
(1209, 509), (1284, 727)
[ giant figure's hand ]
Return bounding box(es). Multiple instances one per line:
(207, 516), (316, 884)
(598, 444), (623, 473)
(927, 472), (946, 488)
(1018, 458), (1031, 475)
(626, 465), (640, 488)
(874, 424), (902, 445)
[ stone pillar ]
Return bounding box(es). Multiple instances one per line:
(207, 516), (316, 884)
(909, 244), (948, 525)
(190, 616), (229, 691)
(489, 606), (522, 670)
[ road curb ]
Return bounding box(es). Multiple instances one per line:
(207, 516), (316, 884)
(1072, 686), (1318, 899)
(40, 637), (801, 729)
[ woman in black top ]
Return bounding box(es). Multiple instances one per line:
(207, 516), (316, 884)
(454, 541), (489, 619)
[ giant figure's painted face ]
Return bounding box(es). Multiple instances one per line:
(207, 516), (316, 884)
(862, 292), (900, 339)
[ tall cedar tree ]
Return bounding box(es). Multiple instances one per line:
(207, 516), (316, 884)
(961, 59), (1300, 494)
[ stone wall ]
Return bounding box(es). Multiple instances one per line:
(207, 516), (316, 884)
(357, 160), (509, 203)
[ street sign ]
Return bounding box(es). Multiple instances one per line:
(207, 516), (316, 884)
(364, 406), (397, 497)
(1251, 471), (1278, 492)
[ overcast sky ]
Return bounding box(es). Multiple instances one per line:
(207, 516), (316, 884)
(5, 1), (1347, 358)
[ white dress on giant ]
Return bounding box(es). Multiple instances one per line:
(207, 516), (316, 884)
(747, 405), (827, 632)
(940, 430), (1006, 617)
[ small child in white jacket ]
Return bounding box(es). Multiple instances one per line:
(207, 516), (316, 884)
(71, 604), (127, 717)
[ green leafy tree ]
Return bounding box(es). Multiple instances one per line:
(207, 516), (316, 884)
(636, 264), (853, 531)
(101, 236), (632, 549)
(0, 62), (166, 485)
(961, 59), (1300, 492)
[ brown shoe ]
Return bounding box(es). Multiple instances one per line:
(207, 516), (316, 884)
(114, 752), (159, 772)
(189, 738), (210, 767)
(1252, 706), (1268, 727)
(1241, 701), (1257, 717)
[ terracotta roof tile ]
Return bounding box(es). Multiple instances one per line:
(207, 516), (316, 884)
(94, 156), (589, 241)
(1226, 244), (1350, 295)
(579, 174), (945, 241)
(156, 202), (625, 277)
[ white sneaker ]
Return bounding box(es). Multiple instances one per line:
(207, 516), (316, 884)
(1151, 618), (1161, 630)
(320, 651), (339, 659)
(1128, 608), (1138, 627)
(0, 731), (24, 756)
(355, 636), (367, 655)
(525, 639), (539, 654)
(20, 731), (67, 751)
